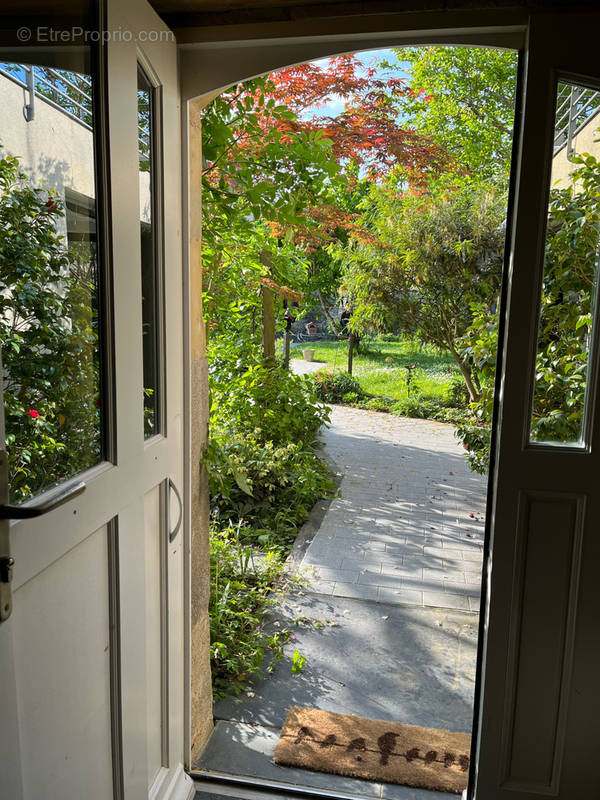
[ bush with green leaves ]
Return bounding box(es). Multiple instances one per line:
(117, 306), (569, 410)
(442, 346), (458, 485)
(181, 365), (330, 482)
(456, 151), (600, 472)
(206, 429), (334, 552)
(0, 148), (100, 502)
(212, 362), (329, 447)
(209, 523), (298, 699)
(205, 351), (333, 696)
(313, 371), (364, 404)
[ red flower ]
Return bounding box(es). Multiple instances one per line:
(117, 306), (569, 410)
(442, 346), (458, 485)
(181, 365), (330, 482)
(44, 199), (58, 212)
(27, 409), (40, 418)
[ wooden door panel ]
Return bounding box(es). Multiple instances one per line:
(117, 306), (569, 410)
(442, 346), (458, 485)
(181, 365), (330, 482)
(13, 525), (114, 799)
(499, 493), (584, 793)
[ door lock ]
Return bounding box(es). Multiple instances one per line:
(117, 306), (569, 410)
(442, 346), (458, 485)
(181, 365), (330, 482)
(0, 556), (14, 584)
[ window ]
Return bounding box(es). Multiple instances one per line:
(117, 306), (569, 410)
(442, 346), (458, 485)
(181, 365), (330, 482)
(137, 63), (163, 439)
(0, 50), (105, 502)
(529, 79), (600, 447)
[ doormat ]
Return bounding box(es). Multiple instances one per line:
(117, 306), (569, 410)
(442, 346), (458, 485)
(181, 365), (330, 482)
(273, 706), (471, 793)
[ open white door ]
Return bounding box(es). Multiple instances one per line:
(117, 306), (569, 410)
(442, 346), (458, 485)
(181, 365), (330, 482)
(474, 10), (600, 799)
(0, 2), (192, 798)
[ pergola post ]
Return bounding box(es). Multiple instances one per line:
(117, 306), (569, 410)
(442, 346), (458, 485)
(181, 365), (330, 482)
(261, 283), (276, 365)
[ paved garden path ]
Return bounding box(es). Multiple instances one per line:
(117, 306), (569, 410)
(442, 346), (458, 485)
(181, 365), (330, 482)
(288, 355), (323, 374)
(197, 400), (487, 799)
(301, 406), (486, 611)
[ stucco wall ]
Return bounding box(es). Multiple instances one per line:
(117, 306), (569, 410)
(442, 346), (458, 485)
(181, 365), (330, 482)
(552, 112), (600, 187)
(0, 72), (95, 237)
(0, 70), (151, 226)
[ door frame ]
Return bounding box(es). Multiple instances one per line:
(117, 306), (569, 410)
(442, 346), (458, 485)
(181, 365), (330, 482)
(179, 7), (600, 799)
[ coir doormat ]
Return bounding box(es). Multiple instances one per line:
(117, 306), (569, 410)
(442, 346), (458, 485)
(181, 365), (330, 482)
(273, 706), (471, 793)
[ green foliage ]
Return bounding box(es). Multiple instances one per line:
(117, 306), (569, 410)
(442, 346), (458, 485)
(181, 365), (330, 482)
(454, 303), (498, 469)
(342, 391), (361, 405)
(448, 376), (471, 408)
(391, 46), (518, 182)
(206, 368), (332, 696)
(361, 397), (393, 413)
(313, 371), (364, 403)
(201, 76), (342, 700)
(209, 523), (297, 699)
(337, 177), (506, 401)
(455, 423), (491, 475)
(456, 150), (600, 468)
(206, 363), (333, 697)
(206, 429), (334, 552)
(291, 649), (307, 674)
(0, 149), (100, 502)
(211, 363), (329, 448)
(529, 152), (600, 443)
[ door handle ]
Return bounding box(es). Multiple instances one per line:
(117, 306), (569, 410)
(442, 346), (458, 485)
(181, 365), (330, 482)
(168, 478), (182, 542)
(0, 480), (86, 520)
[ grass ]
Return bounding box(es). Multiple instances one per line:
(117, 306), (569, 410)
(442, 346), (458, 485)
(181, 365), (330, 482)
(293, 336), (459, 401)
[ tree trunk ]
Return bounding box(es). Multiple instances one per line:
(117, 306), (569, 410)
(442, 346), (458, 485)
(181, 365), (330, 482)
(347, 331), (355, 375)
(448, 344), (480, 402)
(317, 290), (344, 338)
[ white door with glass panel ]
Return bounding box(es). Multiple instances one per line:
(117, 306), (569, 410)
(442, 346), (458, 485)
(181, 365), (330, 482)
(0, 2), (190, 799)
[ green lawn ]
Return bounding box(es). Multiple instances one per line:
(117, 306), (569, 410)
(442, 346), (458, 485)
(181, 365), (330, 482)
(293, 337), (459, 400)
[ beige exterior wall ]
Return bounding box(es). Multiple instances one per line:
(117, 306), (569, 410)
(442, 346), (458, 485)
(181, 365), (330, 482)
(0, 71), (151, 225)
(0, 73), (95, 237)
(552, 111), (600, 187)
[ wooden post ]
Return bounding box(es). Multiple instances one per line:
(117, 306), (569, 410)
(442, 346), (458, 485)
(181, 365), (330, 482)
(283, 327), (291, 370)
(261, 284), (275, 365)
(347, 331), (355, 375)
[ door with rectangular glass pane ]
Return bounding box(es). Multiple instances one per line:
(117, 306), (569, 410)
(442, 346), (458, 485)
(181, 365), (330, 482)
(474, 11), (600, 799)
(0, 2), (190, 799)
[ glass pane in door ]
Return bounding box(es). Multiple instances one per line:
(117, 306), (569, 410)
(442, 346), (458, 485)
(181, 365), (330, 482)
(0, 50), (103, 502)
(138, 64), (162, 439)
(529, 79), (600, 446)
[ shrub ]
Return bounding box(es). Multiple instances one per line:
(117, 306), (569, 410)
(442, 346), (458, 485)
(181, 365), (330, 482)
(448, 377), (471, 408)
(1, 149), (100, 502)
(206, 357), (334, 698)
(212, 363), (329, 446)
(360, 397), (392, 412)
(209, 523), (296, 699)
(341, 391), (361, 404)
(313, 371), (364, 403)
(205, 430), (334, 551)
(455, 423), (491, 474)
(390, 394), (472, 426)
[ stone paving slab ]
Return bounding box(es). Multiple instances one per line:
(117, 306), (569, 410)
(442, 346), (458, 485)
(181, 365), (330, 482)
(213, 593), (478, 733)
(301, 406), (486, 610)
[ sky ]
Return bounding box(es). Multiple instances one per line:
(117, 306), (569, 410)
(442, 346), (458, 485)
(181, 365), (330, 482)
(307, 48), (411, 119)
